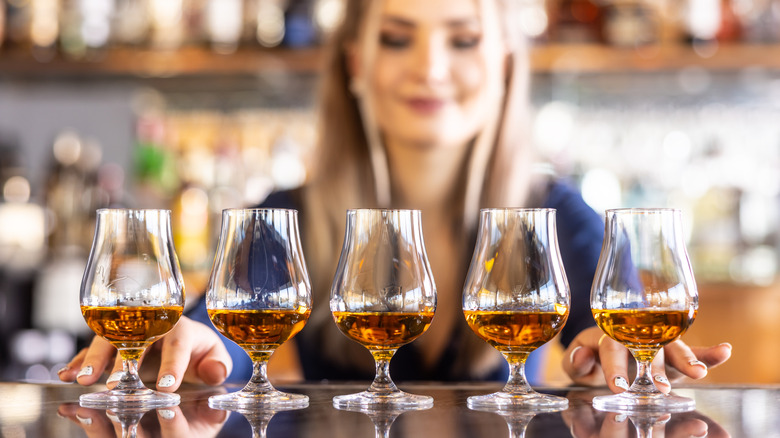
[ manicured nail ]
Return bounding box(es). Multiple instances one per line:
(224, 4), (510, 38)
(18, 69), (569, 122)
(76, 414), (92, 425)
(106, 412), (119, 423)
(569, 346), (582, 365)
(719, 342), (733, 351)
(57, 366), (70, 375)
(158, 374), (176, 388)
(689, 360), (708, 370)
(77, 366), (93, 378)
(614, 376), (629, 390)
(106, 371), (123, 384)
(614, 414), (627, 423)
(158, 409), (175, 420)
(654, 375), (670, 385)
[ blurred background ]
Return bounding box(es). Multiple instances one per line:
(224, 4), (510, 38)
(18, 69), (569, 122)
(0, 0), (778, 388)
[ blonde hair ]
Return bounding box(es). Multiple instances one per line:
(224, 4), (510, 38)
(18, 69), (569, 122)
(300, 0), (539, 378)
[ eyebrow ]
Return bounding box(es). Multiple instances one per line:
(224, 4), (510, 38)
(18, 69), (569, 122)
(380, 15), (481, 29)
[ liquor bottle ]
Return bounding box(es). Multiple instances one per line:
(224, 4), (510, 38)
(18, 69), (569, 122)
(547, 0), (604, 43)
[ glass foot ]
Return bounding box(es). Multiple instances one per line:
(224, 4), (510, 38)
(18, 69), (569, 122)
(333, 390), (433, 409)
(592, 391), (695, 413)
(208, 389), (309, 410)
(79, 388), (180, 409)
(467, 391), (568, 410)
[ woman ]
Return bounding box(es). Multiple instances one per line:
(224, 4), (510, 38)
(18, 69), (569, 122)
(60, 0), (731, 393)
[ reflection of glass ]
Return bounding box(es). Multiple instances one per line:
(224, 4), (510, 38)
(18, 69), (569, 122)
(469, 405), (561, 438)
(336, 405), (429, 438)
(462, 209), (569, 409)
(591, 208), (698, 412)
(225, 405), (307, 438)
(330, 209), (436, 408)
(207, 209), (311, 409)
(80, 209), (184, 408)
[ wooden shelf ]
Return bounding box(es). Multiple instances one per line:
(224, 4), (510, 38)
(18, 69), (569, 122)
(529, 43), (780, 73)
(0, 46), (324, 78)
(1, 43), (779, 79)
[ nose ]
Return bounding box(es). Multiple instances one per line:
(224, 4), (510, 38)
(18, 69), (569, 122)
(410, 31), (449, 84)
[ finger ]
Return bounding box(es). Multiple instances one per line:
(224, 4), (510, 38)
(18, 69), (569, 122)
(155, 333), (193, 392)
(664, 340), (708, 381)
(598, 334), (631, 393)
(156, 406), (187, 436)
(75, 407), (116, 438)
(599, 412), (632, 437)
(666, 417), (708, 438)
(690, 343), (733, 369)
(560, 405), (598, 438)
(59, 348), (89, 382)
(76, 337), (117, 386)
(651, 348), (671, 394)
(561, 326), (605, 386)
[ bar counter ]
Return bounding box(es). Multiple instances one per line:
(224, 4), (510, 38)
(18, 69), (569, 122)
(1, 381), (778, 437)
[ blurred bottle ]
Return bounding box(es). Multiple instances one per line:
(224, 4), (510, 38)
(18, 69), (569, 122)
(133, 113), (178, 207)
(547, 0), (604, 43)
(206, 0), (243, 53)
(29, 0), (60, 61)
(283, 0), (316, 47)
(113, 0), (150, 46)
(149, 0), (185, 49)
(255, 0), (286, 47)
(5, 0), (31, 49)
(170, 117), (215, 274)
(602, 1), (659, 47)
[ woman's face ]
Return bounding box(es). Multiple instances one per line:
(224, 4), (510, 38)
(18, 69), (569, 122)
(354, 0), (508, 150)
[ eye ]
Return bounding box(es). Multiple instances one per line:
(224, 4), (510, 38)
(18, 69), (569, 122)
(452, 36), (480, 49)
(380, 33), (411, 49)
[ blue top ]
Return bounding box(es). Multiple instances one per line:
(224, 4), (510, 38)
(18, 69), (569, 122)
(189, 179), (604, 383)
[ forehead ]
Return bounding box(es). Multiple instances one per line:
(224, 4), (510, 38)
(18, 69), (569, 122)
(380, 0), (482, 24)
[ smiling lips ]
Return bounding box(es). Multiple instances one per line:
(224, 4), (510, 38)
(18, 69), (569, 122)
(405, 97), (446, 114)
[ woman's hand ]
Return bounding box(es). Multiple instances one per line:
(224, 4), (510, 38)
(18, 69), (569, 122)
(562, 326), (732, 393)
(58, 316), (232, 392)
(57, 400), (228, 438)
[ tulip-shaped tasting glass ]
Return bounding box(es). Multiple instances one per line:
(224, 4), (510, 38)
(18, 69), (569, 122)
(591, 208), (698, 412)
(330, 209), (436, 408)
(207, 209), (312, 409)
(462, 208), (569, 409)
(79, 209), (184, 408)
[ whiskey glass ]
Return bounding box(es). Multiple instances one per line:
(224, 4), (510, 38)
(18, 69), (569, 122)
(330, 209), (436, 408)
(207, 208), (311, 409)
(591, 208), (698, 412)
(463, 208), (570, 409)
(80, 209), (184, 408)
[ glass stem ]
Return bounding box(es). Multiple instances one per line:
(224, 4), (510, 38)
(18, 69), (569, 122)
(629, 359), (658, 394)
(368, 351), (398, 395)
(114, 358), (146, 392)
(243, 361), (274, 394)
(502, 354), (532, 395)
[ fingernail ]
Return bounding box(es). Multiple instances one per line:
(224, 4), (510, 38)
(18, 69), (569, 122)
(158, 409), (175, 420)
(57, 366), (70, 375)
(158, 374), (176, 388)
(106, 412), (119, 423)
(76, 414), (92, 426)
(614, 414), (627, 423)
(614, 376), (629, 390)
(654, 375), (670, 385)
(77, 366), (93, 378)
(569, 346), (582, 365)
(719, 342), (733, 351)
(106, 371), (123, 384)
(689, 360), (708, 370)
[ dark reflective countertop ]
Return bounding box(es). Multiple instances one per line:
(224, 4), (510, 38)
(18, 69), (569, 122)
(1, 381), (779, 437)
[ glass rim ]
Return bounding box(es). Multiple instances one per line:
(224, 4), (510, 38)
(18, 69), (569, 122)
(346, 208), (421, 214)
(221, 207), (298, 214)
(96, 208), (171, 214)
(479, 207), (556, 213)
(605, 208), (681, 214)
